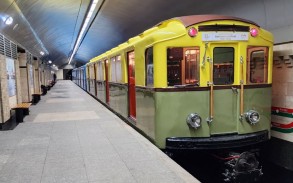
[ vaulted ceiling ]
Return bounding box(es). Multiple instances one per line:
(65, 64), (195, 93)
(0, 0), (292, 68)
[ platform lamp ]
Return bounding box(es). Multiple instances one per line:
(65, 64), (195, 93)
(4, 16), (13, 25)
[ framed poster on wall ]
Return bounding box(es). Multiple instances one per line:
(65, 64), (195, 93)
(6, 58), (16, 97)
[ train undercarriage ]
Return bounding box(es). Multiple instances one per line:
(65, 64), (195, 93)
(216, 151), (263, 183)
(164, 132), (268, 183)
(166, 148), (265, 183)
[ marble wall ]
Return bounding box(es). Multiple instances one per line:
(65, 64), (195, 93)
(15, 57), (22, 103)
(34, 59), (41, 93)
(272, 43), (293, 108)
(19, 53), (31, 102)
(0, 55), (11, 123)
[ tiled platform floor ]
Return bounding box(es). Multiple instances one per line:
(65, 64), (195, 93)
(0, 80), (199, 183)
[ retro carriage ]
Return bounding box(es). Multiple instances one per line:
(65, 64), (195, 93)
(73, 15), (273, 161)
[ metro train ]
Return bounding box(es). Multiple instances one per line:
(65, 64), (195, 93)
(72, 65), (87, 90)
(72, 15), (273, 181)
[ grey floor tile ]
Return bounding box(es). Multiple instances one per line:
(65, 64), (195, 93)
(17, 137), (50, 148)
(41, 174), (88, 183)
(8, 147), (48, 163)
(79, 138), (111, 147)
(125, 159), (172, 175)
(88, 175), (136, 183)
(81, 146), (119, 160)
(111, 142), (160, 165)
(0, 149), (14, 172)
(0, 160), (44, 183)
(132, 172), (185, 183)
(0, 138), (19, 150)
(41, 160), (88, 183)
(85, 159), (133, 182)
(46, 149), (83, 161)
(107, 136), (139, 145)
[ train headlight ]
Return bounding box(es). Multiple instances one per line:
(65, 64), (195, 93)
(245, 110), (260, 125)
(186, 113), (201, 129)
(188, 27), (198, 37)
(250, 27), (259, 37)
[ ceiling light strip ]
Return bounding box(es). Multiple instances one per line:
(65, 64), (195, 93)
(68, 0), (100, 65)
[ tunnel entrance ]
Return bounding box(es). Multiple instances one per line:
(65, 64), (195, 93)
(63, 69), (72, 80)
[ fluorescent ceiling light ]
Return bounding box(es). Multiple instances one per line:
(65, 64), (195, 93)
(40, 51), (45, 55)
(68, 0), (101, 65)
(48, 60), (52, 64)
(5, 16), (13, 25)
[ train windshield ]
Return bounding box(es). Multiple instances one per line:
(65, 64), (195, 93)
(213, 47), (234, 85)
(167, 47), (200, 86)
(247, 47), (268, 84)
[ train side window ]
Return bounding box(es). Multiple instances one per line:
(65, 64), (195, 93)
(145, 47), (153, 87)
(97, 61), (104, 80)
(116, 55), (122, 83)
(88, 65), (91, 79)
(247, 47), (268, 84)
(91, 64), (95, 79)
(110, 57), (116, 82)
(167, 47), (200, 86)
(213, 47), (234, 85)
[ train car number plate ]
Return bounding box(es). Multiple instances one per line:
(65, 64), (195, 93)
(202, 32), (249, 41)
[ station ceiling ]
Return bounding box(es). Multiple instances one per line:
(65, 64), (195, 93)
(0, 0), (292, 68)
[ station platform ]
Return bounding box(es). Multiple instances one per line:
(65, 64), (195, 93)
(0, 80), (199, 183)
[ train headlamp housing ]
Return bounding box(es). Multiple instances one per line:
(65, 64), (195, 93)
(245, 110), (260, 125)
(188, 27), (198, 37)
(250, 27), (259, 37)
(186, 113), (201, 129)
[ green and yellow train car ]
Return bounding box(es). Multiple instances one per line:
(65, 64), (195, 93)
(80, 15), (273, 151)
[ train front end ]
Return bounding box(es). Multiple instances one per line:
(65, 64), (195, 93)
(151, 16), (274, 151)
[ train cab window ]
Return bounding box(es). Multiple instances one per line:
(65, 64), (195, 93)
(110, 57), (116, 82)
(247, 47), (268, 84)
(116, 55), (122, 83)
(145, 47), (153, 87)
(167, 47), (200, 86)
(213, 47), (234, 85)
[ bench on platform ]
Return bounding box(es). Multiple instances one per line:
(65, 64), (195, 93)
(11, 103), (32, 122)
(32, 92), (42, 104)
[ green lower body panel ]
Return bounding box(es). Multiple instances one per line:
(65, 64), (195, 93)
(94, 85), (272, 150)
(154, 87), (272, 149)
(136, 88), (155, 140)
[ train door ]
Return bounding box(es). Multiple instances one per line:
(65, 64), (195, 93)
(208, 44), (238, 135)
(104, 60), (110, 104)
(127, 51), (136, 120)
